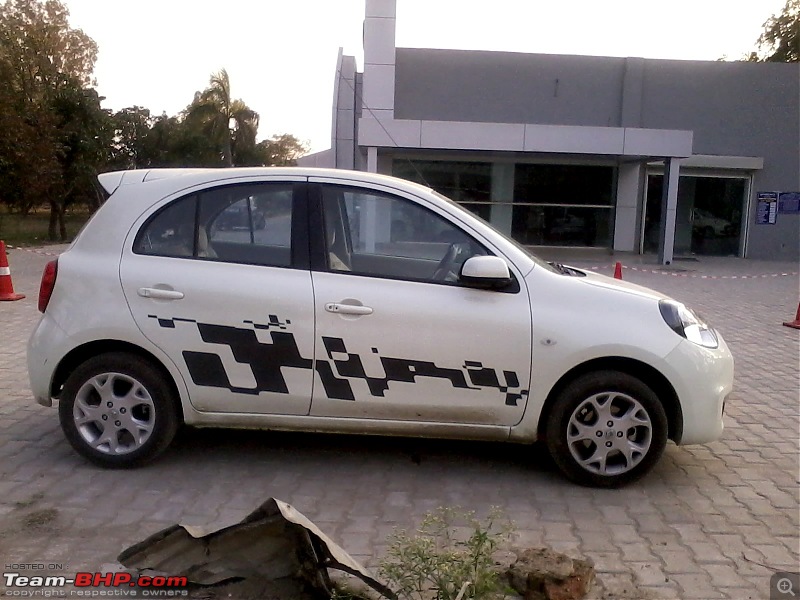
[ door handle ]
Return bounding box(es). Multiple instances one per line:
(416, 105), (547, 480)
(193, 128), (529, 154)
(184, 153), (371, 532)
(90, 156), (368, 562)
(325, 302), (373, 316)
(138, 287), (185, 300)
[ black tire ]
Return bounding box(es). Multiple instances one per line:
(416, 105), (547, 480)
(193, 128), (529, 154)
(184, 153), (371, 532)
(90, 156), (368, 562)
(58, 353), (179, 468)
(545, 371), (668, 487)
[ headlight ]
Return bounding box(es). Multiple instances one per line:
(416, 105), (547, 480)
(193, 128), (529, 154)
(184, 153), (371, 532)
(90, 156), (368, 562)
(659, 300), (719, 348)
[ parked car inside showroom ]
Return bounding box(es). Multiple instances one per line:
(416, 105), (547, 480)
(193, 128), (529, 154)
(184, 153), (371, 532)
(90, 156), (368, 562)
(28, 168), (733, 487)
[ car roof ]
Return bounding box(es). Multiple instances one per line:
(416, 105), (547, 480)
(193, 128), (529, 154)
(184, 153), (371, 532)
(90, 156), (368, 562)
(97, 167), (435, 199)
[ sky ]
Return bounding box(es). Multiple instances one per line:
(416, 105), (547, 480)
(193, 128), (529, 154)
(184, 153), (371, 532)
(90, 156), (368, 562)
(61, 0), (786, 153)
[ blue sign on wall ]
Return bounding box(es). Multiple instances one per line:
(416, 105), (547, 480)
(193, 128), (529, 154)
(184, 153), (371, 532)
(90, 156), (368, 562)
(756, 192), (778, 224)
(778, 192), (800, 214)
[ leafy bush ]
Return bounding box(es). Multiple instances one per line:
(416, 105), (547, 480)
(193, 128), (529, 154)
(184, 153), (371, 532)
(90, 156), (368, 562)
(379, 507), (513, 600)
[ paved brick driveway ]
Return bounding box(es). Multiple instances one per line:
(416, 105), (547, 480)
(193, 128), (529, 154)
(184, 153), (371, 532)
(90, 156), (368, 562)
(1, 245), (798, 599)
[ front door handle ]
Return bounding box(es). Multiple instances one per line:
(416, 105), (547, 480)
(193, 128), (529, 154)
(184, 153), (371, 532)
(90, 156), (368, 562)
(138, 287), (185, 300)
(325, 302), (373, 316)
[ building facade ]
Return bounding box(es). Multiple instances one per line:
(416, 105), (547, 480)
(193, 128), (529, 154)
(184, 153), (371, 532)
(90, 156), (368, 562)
(301, 0), (800, 262)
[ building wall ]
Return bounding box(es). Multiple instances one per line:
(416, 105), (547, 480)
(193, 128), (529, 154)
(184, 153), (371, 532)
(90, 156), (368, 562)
(637, 60), (799, 259)
(395, 49), (626, 127)
(393, 49), (799, 260)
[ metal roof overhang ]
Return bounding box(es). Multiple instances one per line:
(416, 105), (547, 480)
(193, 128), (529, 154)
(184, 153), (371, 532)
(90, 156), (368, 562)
(358, 118), (693, 160)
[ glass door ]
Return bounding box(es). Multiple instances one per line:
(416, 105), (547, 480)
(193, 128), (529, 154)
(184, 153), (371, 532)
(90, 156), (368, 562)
(642, 174), (748, 256)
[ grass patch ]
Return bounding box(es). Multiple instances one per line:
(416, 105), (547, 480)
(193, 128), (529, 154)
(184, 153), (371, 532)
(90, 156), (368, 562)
(22, 508), (59, 530)
(0, 207), (92, 246)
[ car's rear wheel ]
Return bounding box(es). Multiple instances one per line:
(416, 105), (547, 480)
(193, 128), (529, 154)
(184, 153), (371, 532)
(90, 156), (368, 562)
(58, 353), (179, 468)
(545, 371), (668, 487)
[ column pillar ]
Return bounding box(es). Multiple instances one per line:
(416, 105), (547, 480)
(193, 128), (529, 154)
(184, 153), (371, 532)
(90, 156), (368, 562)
(362, 0), (396, 120)
(367, 147), (378, 173)
(613, 162), (644, 252)
(490, 163), (514, 236)
(658, 157), (681, 265)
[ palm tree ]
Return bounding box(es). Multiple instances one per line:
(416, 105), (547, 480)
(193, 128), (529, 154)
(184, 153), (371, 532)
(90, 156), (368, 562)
(186, 69), (259, 167)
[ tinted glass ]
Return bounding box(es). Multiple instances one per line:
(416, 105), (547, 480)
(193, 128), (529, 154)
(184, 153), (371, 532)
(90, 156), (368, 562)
(134, 196), (197, 257)
(134, 184), (294, 267)
(202, 184), (293, 267)
(321, 186), (486, 283)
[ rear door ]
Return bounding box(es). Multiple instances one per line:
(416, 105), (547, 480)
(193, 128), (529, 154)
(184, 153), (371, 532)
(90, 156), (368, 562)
(119, 177), (316, 415)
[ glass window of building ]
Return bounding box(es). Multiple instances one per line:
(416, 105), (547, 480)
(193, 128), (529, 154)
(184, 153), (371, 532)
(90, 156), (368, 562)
(513, 165), (614, 247)
(392, 160), (492, 221)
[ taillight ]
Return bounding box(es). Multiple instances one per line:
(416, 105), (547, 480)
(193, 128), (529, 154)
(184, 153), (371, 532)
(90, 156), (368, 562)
(38, 259), (58, 313)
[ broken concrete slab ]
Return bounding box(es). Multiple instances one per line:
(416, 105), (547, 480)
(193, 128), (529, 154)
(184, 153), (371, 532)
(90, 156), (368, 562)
(117, 497), (395, 600)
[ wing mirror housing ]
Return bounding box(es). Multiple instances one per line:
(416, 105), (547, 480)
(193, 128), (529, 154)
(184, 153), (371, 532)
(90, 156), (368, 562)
(460, 256), (513, 289)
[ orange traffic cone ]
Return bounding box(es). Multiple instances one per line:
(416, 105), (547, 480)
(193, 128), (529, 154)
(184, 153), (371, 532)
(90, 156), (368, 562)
(613, 261), (623, 280)
(0, 240), (25, 301)
(783, 302), (800, 330)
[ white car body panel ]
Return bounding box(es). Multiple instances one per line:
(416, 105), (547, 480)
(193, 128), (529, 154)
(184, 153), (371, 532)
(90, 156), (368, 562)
(28, 167), (733, 465)
(309, 270), (532, 426)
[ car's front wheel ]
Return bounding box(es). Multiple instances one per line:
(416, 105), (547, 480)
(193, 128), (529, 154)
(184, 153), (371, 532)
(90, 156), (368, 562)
(58, 353), (179, 468)
(545, 371), (668, 487)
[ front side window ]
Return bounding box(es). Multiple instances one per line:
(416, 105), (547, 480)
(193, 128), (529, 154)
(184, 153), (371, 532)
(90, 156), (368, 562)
(321, 185), (487, 283)
(133, 184), (294, 267)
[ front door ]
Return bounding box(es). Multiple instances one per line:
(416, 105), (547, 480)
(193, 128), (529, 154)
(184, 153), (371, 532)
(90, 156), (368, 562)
(120, 178), (316, 415)
(308, 180), (532, 427)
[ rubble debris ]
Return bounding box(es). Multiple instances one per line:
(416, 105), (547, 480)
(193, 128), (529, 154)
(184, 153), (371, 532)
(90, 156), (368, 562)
(117, 498), (395, 599)
(505, 547), (595, 600)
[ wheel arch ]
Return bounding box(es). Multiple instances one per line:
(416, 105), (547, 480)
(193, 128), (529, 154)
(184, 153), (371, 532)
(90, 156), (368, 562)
(51, 340), (185, 423)
(537, 356), (683, 444)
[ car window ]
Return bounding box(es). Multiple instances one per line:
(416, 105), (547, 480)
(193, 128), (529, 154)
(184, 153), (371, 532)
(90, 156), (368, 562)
(133, 184), (294, 268)
(201, 184), (293, 267)
(134, 195), (197, 258)
(320, 185), (487, 283)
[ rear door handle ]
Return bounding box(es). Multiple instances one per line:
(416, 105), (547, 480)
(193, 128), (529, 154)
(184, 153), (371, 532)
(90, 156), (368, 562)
(325, 302), (373, 316)
(138, 287), (185, 300)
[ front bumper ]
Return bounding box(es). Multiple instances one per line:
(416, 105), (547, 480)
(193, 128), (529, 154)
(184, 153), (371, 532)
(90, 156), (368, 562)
(664, 331), (734, 445)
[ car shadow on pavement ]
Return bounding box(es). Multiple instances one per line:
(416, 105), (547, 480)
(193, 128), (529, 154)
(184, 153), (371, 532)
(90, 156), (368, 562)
(167, 425), (562, 477)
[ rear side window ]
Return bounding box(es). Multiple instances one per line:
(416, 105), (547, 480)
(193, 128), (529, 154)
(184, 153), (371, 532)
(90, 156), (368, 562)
(202, 184), (293, 267)
(134, 196), (197, 258)
(133, 183), (294, 268)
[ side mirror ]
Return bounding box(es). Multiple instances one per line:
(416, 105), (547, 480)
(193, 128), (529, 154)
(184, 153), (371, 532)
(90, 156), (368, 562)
(460, 255), (513, 289)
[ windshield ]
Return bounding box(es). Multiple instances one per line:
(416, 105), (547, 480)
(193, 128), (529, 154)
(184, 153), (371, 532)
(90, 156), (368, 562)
(432, 190), (558, 274)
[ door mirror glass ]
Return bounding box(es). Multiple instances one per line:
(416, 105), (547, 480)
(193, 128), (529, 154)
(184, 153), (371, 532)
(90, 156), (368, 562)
(460, 256), (512, 289)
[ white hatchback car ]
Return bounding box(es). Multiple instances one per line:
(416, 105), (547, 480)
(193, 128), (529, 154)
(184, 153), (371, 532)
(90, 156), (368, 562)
(28, 168), (733, 486)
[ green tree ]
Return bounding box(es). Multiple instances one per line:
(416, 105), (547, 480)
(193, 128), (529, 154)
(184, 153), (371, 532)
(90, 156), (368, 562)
(49, 81), (111, 236)
(185, 69), (259, 167)
(108, 106), (153, 170)
(255, 133), (309, 166)
(0, 0), (97, 99)
(0, 55), (61, 215)
(749, 0), (799, 62)
(0, 0), (103, 239)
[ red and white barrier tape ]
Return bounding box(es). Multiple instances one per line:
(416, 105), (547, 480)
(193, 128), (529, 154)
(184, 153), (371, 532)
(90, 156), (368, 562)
(581, 264), (799, 280)
(7, 246), (61, 257)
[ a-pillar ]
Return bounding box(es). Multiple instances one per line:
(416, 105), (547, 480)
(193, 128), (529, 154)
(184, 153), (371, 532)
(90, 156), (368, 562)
(658, 157), (681, 265)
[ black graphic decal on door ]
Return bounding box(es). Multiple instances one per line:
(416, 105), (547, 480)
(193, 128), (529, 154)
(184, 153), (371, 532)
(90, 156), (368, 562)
(149, 316), (528, 405)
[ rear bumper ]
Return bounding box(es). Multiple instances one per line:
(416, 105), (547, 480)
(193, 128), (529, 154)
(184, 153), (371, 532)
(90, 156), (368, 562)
(27, 314), (65, 407)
